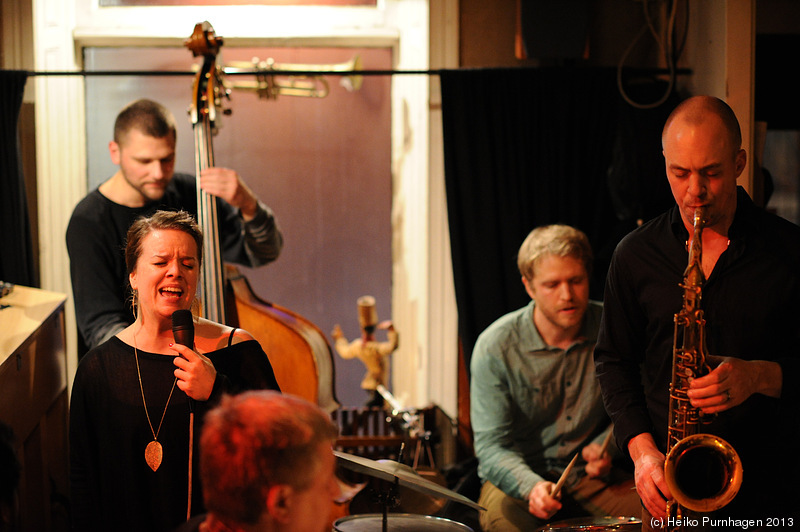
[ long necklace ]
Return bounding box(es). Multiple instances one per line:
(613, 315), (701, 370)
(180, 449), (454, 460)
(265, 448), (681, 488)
(134, 333), (178, 472)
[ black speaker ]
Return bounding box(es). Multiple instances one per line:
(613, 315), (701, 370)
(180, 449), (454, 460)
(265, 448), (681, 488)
(755, 34), (800, 130)
(517, 0), (592, 60)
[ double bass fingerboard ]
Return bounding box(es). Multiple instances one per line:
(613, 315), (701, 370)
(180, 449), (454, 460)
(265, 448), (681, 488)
(187, 21), (227, 323)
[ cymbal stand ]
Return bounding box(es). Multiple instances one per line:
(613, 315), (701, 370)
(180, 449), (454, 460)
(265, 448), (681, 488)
(364, 471), (400, 532)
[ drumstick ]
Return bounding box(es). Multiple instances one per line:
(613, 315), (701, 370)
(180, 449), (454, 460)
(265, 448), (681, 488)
(551, 453), (579, 497)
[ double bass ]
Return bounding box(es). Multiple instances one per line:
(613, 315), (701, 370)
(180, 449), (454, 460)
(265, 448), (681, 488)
(185, 21), (338, 412)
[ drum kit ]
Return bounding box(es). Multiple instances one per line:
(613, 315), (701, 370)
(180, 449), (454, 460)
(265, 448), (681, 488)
(332, 451), (641, 531)
(333, 387), (639, 530)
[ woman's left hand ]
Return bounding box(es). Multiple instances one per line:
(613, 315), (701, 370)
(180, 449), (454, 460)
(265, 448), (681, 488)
(170, 343), (217, 401)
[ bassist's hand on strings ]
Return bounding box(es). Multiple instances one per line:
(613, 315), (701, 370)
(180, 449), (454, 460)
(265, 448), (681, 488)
(199, 167), (259, 221)
(687, 355), (784, 414)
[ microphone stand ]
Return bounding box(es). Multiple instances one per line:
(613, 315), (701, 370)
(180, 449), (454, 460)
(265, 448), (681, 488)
(172, 310), (195, 520)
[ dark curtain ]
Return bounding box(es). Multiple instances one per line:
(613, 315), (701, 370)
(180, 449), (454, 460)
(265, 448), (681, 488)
(441, 67), (677, 373)
(0, 70), (33, 286)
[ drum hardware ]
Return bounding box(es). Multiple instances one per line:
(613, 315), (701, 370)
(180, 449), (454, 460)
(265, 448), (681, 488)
(376, 384), (437, 470)
(347, 461), (447, 518)
(334, 451), (484, 532)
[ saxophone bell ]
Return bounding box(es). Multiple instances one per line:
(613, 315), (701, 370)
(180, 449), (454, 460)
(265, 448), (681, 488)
(664, 433), (743, 513)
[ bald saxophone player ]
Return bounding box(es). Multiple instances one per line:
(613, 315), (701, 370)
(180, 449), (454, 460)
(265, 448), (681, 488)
(594, 95), (800, 529)
(67, 98), (283, 354)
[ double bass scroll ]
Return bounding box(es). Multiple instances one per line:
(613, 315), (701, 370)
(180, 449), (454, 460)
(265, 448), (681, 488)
(185, 22), (338, 411)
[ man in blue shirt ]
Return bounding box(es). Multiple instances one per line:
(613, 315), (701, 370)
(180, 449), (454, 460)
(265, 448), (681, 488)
(471, 225), (639, 531)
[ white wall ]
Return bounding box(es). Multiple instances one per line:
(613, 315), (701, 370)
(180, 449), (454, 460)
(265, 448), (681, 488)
(31, 0), (85, 395)
(680, 0), (755, 191)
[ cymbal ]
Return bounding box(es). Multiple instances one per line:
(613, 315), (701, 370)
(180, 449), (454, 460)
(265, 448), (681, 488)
(348, 479), (446, 517)
(334, 451), (485, 512)
(349, 466), (447, 516)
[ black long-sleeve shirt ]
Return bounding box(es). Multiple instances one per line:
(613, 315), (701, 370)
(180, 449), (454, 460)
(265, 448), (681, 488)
(595, 187), (800, 515)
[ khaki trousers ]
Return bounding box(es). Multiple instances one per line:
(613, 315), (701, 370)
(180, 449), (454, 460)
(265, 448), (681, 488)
(478, 472), (640, 532)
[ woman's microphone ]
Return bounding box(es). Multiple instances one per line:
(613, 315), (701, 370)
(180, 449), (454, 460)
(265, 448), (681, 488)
(172, 309), (194, 349)
(172, 309), (195, 411)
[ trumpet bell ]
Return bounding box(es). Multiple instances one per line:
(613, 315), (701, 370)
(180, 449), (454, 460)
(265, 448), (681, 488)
(664, 433), (743, 513)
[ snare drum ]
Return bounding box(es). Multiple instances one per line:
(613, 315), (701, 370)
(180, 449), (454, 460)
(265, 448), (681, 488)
(333, 513), (474, 531)
(535, 516), (642, 531)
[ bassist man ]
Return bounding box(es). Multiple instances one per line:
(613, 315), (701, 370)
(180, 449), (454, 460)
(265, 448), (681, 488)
(66, 98), (282, 355)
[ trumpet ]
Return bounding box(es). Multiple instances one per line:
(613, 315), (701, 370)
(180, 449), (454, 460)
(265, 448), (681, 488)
(663, 206), (743, 529)
(225, 55), (363, 99)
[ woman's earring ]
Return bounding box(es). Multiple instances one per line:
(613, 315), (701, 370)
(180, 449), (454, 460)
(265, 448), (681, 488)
(131, 289), (138, 319)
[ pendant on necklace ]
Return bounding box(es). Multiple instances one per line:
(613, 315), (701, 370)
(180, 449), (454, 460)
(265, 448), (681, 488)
(145, 440), (163, 472)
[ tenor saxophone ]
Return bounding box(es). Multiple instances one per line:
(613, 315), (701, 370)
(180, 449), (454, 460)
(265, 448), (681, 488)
(663, 206), (743, 528)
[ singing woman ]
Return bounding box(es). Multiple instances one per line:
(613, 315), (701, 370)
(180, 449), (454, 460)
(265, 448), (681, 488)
(69, 210), (281, 532)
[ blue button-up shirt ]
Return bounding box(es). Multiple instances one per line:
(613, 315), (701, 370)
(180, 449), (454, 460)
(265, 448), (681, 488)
(470, 300), (611, 499)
